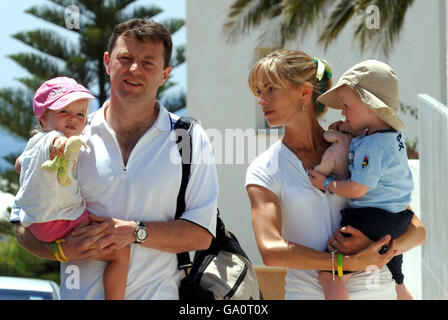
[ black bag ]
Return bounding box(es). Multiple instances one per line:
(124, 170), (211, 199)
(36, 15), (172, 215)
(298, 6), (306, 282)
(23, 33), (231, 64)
(173, 116), (262, 300)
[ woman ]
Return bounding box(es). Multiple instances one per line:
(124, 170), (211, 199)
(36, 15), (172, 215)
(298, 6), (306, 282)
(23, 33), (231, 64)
(245, 50), (426, 299)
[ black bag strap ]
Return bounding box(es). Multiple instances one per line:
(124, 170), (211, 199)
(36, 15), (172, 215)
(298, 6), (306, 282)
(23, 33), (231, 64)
(172, 115), (196, 271)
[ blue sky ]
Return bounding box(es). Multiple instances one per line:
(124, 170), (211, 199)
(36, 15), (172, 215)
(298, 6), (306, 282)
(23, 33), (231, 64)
(0, 0), (186, 169)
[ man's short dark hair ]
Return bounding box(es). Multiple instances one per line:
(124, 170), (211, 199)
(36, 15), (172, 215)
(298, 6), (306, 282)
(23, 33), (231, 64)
(108, 18), (173, 68)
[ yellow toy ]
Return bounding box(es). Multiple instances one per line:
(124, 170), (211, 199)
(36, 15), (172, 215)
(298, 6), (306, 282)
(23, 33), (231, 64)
(41, 136), (87, 186)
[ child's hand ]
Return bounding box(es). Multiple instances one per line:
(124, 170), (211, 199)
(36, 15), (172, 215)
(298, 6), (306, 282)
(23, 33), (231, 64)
(328, 120), (346, 132)
(329, 119), (359, 134)
(308, 169), (326, 190)
(50, 136), (68, 157)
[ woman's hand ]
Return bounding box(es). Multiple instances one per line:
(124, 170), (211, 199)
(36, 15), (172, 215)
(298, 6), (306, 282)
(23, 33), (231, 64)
(349, 235), (397, 271)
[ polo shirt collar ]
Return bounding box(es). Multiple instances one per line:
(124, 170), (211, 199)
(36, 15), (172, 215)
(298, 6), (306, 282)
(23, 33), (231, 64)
(89, 100), (172, 132)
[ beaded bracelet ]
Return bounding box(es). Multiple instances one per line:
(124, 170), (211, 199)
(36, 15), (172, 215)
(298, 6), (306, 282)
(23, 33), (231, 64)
(331, 251), (336, 281)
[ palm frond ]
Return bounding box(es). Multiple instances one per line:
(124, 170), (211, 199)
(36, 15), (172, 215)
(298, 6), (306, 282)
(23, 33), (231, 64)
(318, 0), (357, 50)
(224, 0), (415, 58)
(353, 0), (415, 57)
(223, 0), (283, 42)
(281, 0), (327, 42)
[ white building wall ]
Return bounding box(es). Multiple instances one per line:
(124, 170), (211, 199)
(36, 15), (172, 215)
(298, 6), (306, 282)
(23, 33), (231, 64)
(418, 94), (448, 299)
(186, 0), (264, 265)
(186, 0), (444, 292)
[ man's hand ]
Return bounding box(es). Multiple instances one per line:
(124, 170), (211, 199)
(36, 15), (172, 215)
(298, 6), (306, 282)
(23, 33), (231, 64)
(71, 214), (136, 258)
(60, 219), (115, 261)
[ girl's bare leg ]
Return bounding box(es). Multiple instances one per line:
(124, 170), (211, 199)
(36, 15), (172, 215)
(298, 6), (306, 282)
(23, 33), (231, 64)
(101, 246), (130, 300)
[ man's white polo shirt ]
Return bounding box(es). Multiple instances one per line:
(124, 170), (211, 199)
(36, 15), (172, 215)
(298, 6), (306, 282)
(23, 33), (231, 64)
(59, 102), (218, 299)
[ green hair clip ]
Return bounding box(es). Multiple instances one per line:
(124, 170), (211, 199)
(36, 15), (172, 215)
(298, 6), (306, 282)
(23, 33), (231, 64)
(313, 57), (332, 81)
(313, 57), (332, 112)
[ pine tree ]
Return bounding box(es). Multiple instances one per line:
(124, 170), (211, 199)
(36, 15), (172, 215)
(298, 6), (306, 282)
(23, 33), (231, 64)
(0, 0), (186, 194)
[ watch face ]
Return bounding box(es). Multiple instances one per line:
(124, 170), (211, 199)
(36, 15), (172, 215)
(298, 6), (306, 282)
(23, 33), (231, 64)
(136, 228), (147, 241)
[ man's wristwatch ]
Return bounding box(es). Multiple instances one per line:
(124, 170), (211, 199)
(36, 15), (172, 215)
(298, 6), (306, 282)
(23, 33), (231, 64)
(134, 221), (148, 243)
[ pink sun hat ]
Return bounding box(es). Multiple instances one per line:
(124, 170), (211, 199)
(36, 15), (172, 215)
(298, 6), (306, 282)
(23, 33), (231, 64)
(33, 77), (95, 123)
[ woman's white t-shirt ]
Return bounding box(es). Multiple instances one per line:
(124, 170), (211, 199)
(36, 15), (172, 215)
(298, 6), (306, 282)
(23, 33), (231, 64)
(245, 140), (396, 300)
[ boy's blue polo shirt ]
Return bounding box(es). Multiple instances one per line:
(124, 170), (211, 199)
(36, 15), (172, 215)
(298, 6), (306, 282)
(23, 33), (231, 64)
(347, 130), (413, 213)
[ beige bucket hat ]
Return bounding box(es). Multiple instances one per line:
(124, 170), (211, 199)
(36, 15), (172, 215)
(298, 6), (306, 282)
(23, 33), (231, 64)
(317, 60), (404, 131)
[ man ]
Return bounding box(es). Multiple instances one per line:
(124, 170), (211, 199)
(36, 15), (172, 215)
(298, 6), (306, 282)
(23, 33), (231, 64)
(11, 19), (218, 299)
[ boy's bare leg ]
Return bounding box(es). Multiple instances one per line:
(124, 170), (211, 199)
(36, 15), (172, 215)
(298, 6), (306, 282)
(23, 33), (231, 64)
(101, 246), (130, 300)
(396, 283), (413, 300)
(319, 271), (351, 300)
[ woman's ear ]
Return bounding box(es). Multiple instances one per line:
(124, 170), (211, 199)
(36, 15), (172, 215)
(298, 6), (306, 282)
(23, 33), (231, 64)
(298, 82), (314, 100)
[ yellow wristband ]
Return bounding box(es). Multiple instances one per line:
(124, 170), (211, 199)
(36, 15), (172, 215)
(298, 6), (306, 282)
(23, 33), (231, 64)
(53, 242), (66, 262)
(55, 239), (68, 262)
(337, 253), (343, 277)
(54, 252), (66, 263)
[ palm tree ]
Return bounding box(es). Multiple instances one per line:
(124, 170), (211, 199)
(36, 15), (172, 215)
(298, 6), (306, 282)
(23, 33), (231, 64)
(223, 0), (415, 58)
(0, 0), (186, 194)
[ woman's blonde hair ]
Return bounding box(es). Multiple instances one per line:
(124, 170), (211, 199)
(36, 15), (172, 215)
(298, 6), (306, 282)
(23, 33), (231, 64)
(248, 50), (332, 117)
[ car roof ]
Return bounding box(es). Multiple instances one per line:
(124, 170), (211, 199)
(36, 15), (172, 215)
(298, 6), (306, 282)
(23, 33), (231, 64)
(0, 276), (58, 293)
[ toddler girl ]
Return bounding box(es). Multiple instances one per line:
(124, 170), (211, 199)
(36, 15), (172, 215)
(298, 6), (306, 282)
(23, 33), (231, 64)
(14, 77), (129, 300)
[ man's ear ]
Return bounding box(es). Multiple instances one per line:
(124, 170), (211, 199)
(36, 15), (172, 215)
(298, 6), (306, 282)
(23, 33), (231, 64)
(104, 51), (111, 76)
(159, 66), (172, 86)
